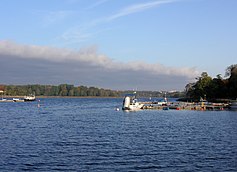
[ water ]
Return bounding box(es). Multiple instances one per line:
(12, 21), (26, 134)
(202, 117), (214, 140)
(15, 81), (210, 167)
(0, 98), (237, 171)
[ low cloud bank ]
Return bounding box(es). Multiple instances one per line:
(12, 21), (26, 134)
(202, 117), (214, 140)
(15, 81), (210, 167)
(0, 41), (198, 90)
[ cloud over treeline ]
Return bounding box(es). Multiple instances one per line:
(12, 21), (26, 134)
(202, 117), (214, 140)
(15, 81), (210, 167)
(0, 41), (198, 90)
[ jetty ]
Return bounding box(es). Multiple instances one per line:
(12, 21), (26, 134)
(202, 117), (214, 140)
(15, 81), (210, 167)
(141, 101), (229, 111)
(121, 91), (233, 111)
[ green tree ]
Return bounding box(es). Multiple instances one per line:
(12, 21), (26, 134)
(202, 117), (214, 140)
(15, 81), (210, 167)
(228, 65), (237, 98)
(79, 86), (87, 96)
(225, 64), (237, 77)
(59, 84), (68, 96)
(187, 72), (212, 99)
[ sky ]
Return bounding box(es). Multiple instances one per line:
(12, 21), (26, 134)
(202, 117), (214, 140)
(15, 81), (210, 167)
(0, 0), (236, 91)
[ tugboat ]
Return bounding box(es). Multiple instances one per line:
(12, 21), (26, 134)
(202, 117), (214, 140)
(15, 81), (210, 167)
(122, 92), (144, 111)
(24, 94), (36, 101)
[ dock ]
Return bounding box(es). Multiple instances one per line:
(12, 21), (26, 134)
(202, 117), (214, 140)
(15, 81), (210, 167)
(141, 102), (229, 111)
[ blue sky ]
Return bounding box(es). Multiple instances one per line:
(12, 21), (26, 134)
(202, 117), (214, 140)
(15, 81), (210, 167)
(0, 0), (236, 90)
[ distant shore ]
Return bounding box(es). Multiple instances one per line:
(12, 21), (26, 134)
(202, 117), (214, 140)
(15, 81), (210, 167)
(2, 95), (121, 99)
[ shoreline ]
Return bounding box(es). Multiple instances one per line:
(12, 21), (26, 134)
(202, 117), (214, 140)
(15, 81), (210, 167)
(2, 95), (122, 99)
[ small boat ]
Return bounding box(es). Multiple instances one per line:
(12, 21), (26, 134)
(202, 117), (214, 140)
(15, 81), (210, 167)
(13, 98), (24, 102)
(24, 94), (36, 101)
(122, 92), (144, 111)
(157, 98), (168, 106)
(153, 92), (168, 106)
(13, 98), (20, 101)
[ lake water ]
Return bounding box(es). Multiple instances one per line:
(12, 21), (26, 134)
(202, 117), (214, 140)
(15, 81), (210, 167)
(0, 98), (237, 171)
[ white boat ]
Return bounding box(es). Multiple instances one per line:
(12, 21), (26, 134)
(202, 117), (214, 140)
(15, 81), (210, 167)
(13, 98), (20, 101)
(24, 94), (36, 101)
(122, 93), (144, 111)
(157, 98), (168, 106)
(154, 95), (168, 106)
(13, 98), (24, 102)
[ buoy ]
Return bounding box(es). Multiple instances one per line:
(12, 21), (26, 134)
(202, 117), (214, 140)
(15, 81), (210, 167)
(37, 100), (40, 108)
(115, 107), (119, 111)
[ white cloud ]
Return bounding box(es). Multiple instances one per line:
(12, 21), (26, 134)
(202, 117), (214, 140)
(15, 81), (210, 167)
(59, 0), (177, 46)
(60, 27), (93, 44)
(33, 10), (75, 27)
(86, 0), (110, 10)
(46, 11), (72, 23)
(106, 0), (175, 21)
(0, 40), (198, 79)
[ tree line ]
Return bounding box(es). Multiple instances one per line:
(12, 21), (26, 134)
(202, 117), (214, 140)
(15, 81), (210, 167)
(0, 84), (184, 98)
(0, 84), (121, 97)
(185, 64), (237, 101)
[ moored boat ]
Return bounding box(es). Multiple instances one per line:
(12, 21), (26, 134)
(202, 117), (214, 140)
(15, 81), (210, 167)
(122, 92), (144, 111)
(13, 98), (24, 102)
(153, 93), (168, 106)
(24, 94), (36, 101)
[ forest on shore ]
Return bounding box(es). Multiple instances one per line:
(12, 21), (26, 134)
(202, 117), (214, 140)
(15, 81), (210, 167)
(1, 64), (236, 100)
(0, 84), (183, 98)
(185, 64), (237, 101)
(0, 84), (121, 97)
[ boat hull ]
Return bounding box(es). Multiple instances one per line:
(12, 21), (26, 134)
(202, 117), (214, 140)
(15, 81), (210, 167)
(122, 104), (144, 111)
(24, 96), (36, 101)
(24, 99), (36, 101)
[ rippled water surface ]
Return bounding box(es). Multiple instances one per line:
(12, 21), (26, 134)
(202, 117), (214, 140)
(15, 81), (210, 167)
(0, 98), (237, 171)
